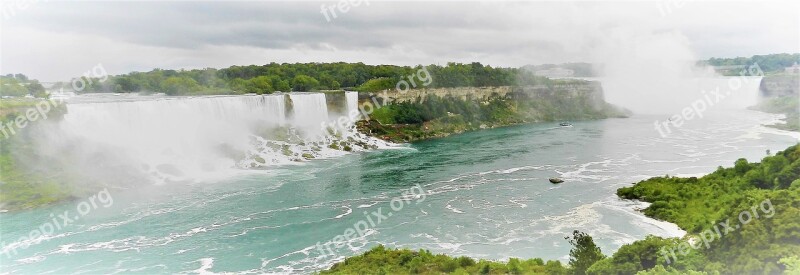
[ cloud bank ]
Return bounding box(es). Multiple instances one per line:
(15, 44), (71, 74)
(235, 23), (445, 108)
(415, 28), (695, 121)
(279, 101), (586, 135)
(1, 1), (798, 81)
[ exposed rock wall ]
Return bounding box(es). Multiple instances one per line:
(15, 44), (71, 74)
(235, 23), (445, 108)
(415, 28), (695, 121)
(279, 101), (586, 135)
(358, 86), (512, 104)
(358, 80), (607, 110)
(509, 82), (606, 110)
(760, 74), (799, 98)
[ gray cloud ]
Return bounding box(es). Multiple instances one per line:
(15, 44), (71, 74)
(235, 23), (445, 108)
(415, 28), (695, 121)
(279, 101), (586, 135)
(1, 1), (798, 81)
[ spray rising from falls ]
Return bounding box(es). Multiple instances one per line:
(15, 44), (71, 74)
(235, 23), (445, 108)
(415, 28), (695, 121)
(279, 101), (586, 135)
(592, 30), (765, 115)
(55, 93), (390, 184)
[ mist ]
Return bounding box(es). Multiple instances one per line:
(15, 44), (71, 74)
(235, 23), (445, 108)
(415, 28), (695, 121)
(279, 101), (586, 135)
(592, 29), (762, 115)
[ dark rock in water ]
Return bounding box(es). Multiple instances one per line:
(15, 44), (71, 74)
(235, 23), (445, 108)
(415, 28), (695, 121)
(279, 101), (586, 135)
(549, 178), (564, 184)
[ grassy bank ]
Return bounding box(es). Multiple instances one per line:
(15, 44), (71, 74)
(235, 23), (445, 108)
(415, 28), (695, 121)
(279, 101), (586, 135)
(0, 99), (74, 211)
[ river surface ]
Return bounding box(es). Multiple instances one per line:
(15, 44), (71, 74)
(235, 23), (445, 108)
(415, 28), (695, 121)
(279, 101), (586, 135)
(1, 110), (798, 274)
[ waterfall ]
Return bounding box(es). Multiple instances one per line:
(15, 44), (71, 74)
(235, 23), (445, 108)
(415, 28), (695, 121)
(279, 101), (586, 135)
(49, 93), (390, 184)
(263, 94), (287, 125)
(345, 91), (359, 115)
(695, 77), (762, 110)
(289, 93), (329, 136)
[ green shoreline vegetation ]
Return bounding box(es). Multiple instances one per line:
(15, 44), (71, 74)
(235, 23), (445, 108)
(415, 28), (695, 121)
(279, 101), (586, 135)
(321, 144), (800, 274)
(0, 99), (75, 210)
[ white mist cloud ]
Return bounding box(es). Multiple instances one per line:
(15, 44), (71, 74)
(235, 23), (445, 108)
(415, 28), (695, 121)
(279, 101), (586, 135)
(596, 30), (719, 114)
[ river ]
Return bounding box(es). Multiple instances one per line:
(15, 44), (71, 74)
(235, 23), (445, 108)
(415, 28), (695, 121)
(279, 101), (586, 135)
(1, 100), (797, 273)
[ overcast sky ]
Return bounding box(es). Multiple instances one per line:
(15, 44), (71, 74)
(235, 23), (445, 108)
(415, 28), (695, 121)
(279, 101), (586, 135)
(1, 0), (798, 81)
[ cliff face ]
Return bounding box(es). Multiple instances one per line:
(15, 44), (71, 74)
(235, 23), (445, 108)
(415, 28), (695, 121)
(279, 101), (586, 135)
(359, 86), (513, 104)
(509, 82), (606, 111)
(759, 74), (799, 98)
(359, 80), (610, 113)
(355, 80), (625, 142)
(754, 74), (799, 131)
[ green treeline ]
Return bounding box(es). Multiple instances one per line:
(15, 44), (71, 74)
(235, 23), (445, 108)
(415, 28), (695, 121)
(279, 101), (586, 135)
(70, 62), (548, 95)
(701, 53), (800, 75)
(0, 74), (47, 98)
(322, 144), (800, 274)
(320, 230), (605, 275)
(320, 245), (569, 275)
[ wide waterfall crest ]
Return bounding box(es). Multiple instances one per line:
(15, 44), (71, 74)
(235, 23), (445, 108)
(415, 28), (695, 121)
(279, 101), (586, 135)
(57, 93), (391, 184)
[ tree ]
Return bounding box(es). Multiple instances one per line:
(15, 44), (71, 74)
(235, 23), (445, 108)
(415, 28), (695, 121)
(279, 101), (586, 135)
(355, 77), (395, 92)
(318, 73), (341, 90)
(291, 75), (319, 92)
(13, 73), (28, 81)
(244, 76), (274, 94)
(160, 76), (201, 95)
(567, 230), (605, 275)
(0, 76), (29, 97)
(270, 76), (290, 92)
(26, 80), (47, 98)
(780, 256), (800, 274)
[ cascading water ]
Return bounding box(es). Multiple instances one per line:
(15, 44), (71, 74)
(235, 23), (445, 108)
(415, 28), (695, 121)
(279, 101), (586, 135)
(263, 94), (287, 126)
(345, 91), (359, 115)
(51, 93), (391, 185)
(289, 93), (330, 136)
(695, 77), (763, 110)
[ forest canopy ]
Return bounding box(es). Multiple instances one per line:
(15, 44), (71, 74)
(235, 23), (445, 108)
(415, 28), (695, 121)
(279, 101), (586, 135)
(66, 62), (550, 95)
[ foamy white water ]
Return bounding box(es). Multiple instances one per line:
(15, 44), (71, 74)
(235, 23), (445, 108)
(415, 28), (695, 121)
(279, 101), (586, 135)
(50, 93), (388, 184)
